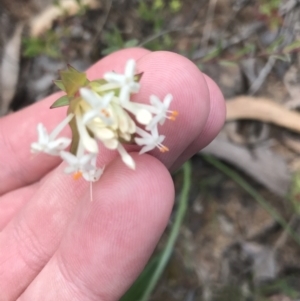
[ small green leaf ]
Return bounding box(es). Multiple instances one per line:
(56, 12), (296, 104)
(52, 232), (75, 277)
(219, 60), (238, 67)
(60, 65), (88, 97)
(50, 95), (70, 109)
(53, 80), (66, 91)
(134, 72), (144, 82)
(124, 39), (139, 48)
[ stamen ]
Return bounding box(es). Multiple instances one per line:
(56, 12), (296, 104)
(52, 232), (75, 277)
(73, 171), (82, 180)
(159, 145), (169, 153)
(172, 111), (179, 116)
(90, 182), (93, 202)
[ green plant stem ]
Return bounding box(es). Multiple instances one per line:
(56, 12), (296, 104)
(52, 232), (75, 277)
(140, 161), (192, 301)
(202, 155), (300, 246)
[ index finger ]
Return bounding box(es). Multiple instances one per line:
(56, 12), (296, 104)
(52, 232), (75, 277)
(0, 48), (214, 195)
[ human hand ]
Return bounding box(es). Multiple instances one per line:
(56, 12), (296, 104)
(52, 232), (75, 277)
(0, 48), (225, 300)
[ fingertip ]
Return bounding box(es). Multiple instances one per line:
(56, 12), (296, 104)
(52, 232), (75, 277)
(134, 51), (211, 167)
(169, 74), (226, 171)
(202, 74), (226, 137)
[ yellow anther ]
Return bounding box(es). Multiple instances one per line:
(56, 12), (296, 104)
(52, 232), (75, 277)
(169, 116), (176, 121)
(172, 111), (179, 116)
(73, 171), (82, 180)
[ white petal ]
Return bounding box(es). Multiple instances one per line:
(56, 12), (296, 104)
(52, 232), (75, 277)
(102, 92), (114, 107)
(82, 110), (99, 125)
(128, 82), (140, 93)
(95, 128), (115, 140)
(145, 114), (163, 131)
(103, 72), (125, 84)
(135, 126), (152, 139)
(117, 144), (135, 169)
(48, 137), (71, 151)
(139, 144), (155, 154)
(76, 114), (98, 153)
(119, 86), (130, 104)
(80, 88), (99, 108)
(79, 153), (94, 167)
(125, 59), (136, 78)
(31, 142), (43, 153)
(37, 123), (49, 144)
(134, 136), (151, 146)
(128, 118), (136, 134)
(120, 132), (131, 141)
(103, 139), (118, 149)
(149, 95), (162, 108)
(64, 165), (76, 174)
(60, 151), (78, 165)
(163, 94), (173, 108)
(82, 167), (104, 182)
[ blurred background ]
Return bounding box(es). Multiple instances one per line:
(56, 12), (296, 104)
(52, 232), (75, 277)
(1, 0), (300, 300)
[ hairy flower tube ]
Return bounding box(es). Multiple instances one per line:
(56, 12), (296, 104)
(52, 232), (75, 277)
(30, 59), (178, 183)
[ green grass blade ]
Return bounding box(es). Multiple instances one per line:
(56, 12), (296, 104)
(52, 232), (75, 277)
(139, 161), (192, 301)
(202, 155), (300, 246)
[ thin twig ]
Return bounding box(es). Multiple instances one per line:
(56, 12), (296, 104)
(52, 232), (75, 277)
(91, 0), (113, 47)
(248, 54), (277, 95)
(200, 0), (218, 52)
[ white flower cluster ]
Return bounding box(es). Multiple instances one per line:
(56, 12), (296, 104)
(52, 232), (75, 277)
(31, 59), (178, 182)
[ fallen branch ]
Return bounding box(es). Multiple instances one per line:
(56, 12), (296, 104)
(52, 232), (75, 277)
(226, 96), (300, 133)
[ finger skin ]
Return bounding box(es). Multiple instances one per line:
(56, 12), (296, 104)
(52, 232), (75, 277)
(19, 154), (174, 301)
(170, 74), (226, 171)
(0, 183), (38, 230)
(0, 49), (223, 300)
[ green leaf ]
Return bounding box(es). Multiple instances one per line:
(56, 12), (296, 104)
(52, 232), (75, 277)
(53, 80), (66, 91)
(283, 40), (300, 54)
(89, 79), (108, 89)
(59, 65), (88, 97)
(120, 255), (161, 301)
(50, 95), (70, 109)
(219, 60), (238, 67)
(134, 72), (144, 82)
(124, 39), (139, 48)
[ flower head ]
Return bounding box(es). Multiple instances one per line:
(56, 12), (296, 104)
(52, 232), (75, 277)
(32, 60), (177, 183)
